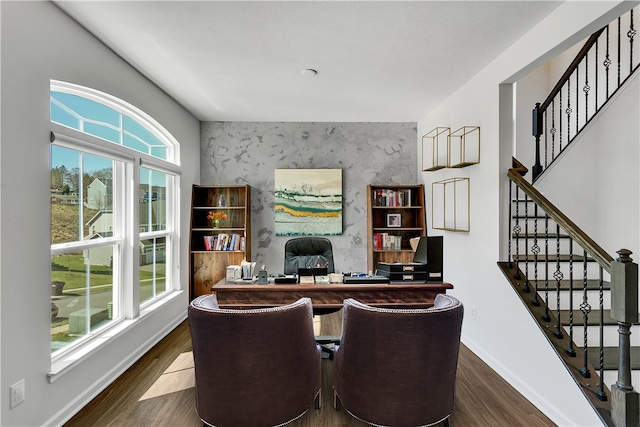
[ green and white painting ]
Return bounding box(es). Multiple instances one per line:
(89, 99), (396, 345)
(274, 169), (343, 236)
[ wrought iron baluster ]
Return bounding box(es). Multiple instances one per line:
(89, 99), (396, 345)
(630, 9), (636, 74)
(507, 182), (513, 270)
(618, 16), (622, 87)
(544, 108), (548, 169)
(575, 62), (579, 135)
(567, 238), (576, 356)
(531, 204), (540, 306)
(595, 37), (599, 112)
(566, 78), (572, 144)
(543, 214), (551, 322)
(554, 223), (564, 338)
(605, 25), (611, 99)
(523, 195), (530, 293)
(558, 89), (562, 156)
(550, 100), (555, 167)
(596, 266), (607, 401)
(583, 51), (589, 121)
(513, 187), (521, 280)
(580, 249), (592, 378)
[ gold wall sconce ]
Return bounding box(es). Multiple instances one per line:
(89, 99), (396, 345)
(432, 177), (470, 232)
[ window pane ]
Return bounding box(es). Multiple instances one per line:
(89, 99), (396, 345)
(51, 248), (116, 354)
(51, 91), (120, 128)
(50, 101), (80, 129)
(51, 146), (81, 244)
(139, 168), (167, 232)
(84, 122), (120, 144)
(123, 115), (164, 157)
(139, 237), (167, 306)
(84, 154), (114, 237)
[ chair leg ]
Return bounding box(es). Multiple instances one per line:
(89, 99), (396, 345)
(442, 416), (450, 427)
(314, 390), (322, 409)
(333, 390), (342, 411)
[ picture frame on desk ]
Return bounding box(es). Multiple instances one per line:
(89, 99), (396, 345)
(387, 213), (401, 227)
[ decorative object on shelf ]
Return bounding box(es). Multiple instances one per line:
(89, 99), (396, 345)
(432, 177), (469, 232)
(217, 194), (227, 207)
(274, 168), (343, 236)
(386, 213), (401, 227)
(422, 127), (450, 171)
(207, 211), (227, 228)
(448, 126), (480, 168)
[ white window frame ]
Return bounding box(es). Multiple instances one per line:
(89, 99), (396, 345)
(49, 81), (181, 378)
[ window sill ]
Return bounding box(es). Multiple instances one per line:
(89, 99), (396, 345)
(48, 290), (184, 383)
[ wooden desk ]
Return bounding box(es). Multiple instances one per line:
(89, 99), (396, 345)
(211, 280), (453, 309)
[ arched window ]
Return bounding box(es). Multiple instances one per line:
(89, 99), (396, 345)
(49, 81), (180, 360)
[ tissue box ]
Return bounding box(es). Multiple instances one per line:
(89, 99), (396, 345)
(226, 265), (242, 282)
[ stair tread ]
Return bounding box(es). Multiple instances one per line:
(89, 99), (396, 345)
(532, 279), (610, 290)
(587, 346), (640, 370)
(559, 309), (640, 326)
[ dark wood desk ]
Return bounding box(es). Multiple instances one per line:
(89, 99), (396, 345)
(211, 280), (453, 309)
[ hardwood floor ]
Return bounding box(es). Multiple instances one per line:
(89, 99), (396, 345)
(65, 310), (555, 427)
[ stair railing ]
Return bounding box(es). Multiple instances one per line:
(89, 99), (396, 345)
(504, 158), (639, 426)
(532, 5), (638, 181)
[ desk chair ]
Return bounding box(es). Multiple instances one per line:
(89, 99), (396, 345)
(333, 294), (464, 427)
(189, 294), (321, 427)
(284, 236), (335, 274)
(284, 236), (339, 358)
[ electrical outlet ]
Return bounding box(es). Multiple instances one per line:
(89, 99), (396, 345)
(10, 379), (25, 409)
(470, 306), (477, 320)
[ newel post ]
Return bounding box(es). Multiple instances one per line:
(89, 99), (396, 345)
(610, 249), (640, 427)
(531, 103), (543, 181)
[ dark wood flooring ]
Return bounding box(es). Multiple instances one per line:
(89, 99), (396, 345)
(65, 310), (555, 427)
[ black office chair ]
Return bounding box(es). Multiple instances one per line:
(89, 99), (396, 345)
(284, 237), (335, 274)
(284, 237), (339, 358)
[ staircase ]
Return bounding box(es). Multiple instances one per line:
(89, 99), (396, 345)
(499, 7), (639, 425)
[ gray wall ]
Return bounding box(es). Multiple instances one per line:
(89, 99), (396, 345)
(200, 122), (417, 273)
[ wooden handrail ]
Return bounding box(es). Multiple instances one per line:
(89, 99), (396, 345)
(539, 28), (606, 112)
(508, 158), (613, 273)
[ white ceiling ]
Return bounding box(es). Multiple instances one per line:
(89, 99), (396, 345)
(53, 1), (562, 122)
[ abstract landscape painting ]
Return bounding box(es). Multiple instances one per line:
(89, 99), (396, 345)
(274, 169), (343, 236)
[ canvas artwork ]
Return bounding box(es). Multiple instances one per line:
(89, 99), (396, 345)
(274, 169), (343, 236)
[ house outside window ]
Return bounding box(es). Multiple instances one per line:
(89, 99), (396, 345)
(49, 81), (180, 359)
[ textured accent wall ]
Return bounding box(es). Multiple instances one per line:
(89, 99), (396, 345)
(200, 122), (417, 273)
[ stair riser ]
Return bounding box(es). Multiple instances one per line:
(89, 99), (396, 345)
(515, 261), (609, 281)
(569, 325), (640, 347)
(541, 290), (611, 311)
(513, 239), (574, 255)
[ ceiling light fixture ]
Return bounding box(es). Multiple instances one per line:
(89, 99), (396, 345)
(301, 69), (318, 77)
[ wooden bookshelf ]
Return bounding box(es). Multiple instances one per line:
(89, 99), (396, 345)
(189, 184), (251, 299)
(366, 184), (426, 273)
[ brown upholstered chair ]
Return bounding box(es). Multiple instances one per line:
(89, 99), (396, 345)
(188, 295), (322, 427)
(333, 294), (464, 427)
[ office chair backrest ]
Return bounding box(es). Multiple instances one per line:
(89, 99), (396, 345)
(284, 237), (335, 274)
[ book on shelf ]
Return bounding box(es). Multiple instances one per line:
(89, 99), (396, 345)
(372, 188), (412, 207)
(373, 233), (402, 250)
(202, 233), (244, 251)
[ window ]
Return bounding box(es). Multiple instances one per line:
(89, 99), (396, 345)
(50, 81), (180, 359)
